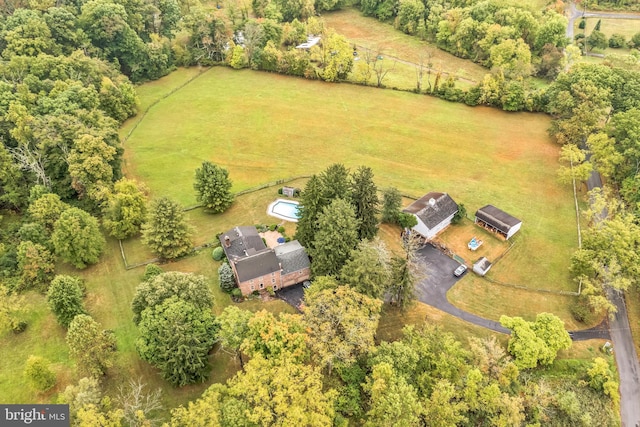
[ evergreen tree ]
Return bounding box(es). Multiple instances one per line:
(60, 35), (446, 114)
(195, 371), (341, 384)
(67, 314), (117, 377)
(381, 187), (402, 224)
(340, 239), (390, 299)
(193, 161), (234, 213)
(320, 163), (350, 202)
(103, 178), (147, 239)
(294, 175), (324, 248)
(310, 198), (360, 277)
(218, 263), (236, 292)
(52, 207), (105, 269)
(141, 197), (193, 260)
(136, 298), (218, 386)
(350, 166), (379, 240)
(47, 275), (86, 328)
(388, 235), (422, 310)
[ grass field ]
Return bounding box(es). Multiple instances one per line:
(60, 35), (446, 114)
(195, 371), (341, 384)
(577, 16), (640, 40)
(323, 8), (488, 87)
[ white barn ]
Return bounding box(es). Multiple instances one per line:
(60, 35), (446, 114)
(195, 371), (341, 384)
(403, 192), (459, 240)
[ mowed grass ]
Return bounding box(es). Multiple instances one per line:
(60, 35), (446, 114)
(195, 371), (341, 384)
(323, 8), (488, 85)
(577, 17), (640, 39)
(125, 67), (577, 297)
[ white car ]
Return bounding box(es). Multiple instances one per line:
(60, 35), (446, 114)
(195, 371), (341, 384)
(453, 264), (467, 277)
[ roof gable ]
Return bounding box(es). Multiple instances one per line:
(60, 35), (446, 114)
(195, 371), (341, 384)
(475, 205), (521, 233)
(234, 249), (280, 282)
(274, 241), (310, 275)
(220, 226), (266, 260)
(403, 192), (458, 229)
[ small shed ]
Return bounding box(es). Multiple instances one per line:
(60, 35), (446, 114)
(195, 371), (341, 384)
(282, 186), (295, 197)
(473, 257), (492, 276)
(474, 205), (522, 240)
(403, 192), (458, 240)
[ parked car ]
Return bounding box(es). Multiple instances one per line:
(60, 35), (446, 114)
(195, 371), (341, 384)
(453, 264), (467, 277)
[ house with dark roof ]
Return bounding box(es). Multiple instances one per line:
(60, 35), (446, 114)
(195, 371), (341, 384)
(219, 226), (311, 296)
(474, 205), (522, 240)
(403, 192), (459, 240)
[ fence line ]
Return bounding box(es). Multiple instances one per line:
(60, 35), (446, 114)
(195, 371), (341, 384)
(482, 276), (579, 296)
(122, 66), (212, 145)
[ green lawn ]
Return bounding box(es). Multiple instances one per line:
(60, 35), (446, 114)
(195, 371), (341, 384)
(577, 17), (640, 40)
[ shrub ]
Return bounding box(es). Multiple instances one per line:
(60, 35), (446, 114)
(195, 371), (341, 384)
(269, 224), (277, 231)
(609, 33), (626, 48)
(278, 188), (283, 195)
(277, 226), (285, 233)
(212, 247), (224, 261)
(570, 297), (596, 324)
(24, 356), (56, 392)
(143, 264), (163, 282)
(266, 286), (275, 296)
(231, 288), (243, 298)
(13, 321), (27, 334)
(293, 188), (301, 197)
(578, 18), (586, 30)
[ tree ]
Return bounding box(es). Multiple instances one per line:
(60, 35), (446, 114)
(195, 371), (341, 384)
(226, 356), (336, 427)
(340, 239), (390, 299)
(381, 187), (402, 224)
(587, 357), (620, 406)
(0, 285), (26, 334)
(136, 298), (218, 386)
(67, 134), (117, 204)
(16, 240), (55, 291)
(500, 313), (571, 369)
(131, 271), (213, 325)
(350, 166), (379, 240)
(557, 144), (593, 185)
(363, 362), (421, 427)
(218, 263), (236, 292)
(321, 32), (353, 82)
(28, 193), (70, 232)
(103, 178), (147, 239)
(47, 275), (86, 328)
(141, 197), (193, 260)
(116, 378), (163, 427)
(294, 175), (324, 248)
(397, 212), (418, 229)
(388, 234), (422, 309)
(489, 38), (532, 79)
(58, 377), (103, 421)
(67, 314), (117, 377)
(193, 161), (234, 213)
(320, 163), (350, 202)
(304, 286), (382, 373)
(608, 33), (626, 48)
(241, 310), (309, 363)
(217, 306), (253, 369)
(24, 355), (56, 392)
(586, 30), (608, 52)
(52, 207), (106, 269)
(310, 198), (360, 277)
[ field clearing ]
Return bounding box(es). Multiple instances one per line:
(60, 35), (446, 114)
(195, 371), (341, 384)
(323, 8), (488, 85)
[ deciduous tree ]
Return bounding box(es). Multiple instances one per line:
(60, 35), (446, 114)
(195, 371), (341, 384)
(241, 310), (309, 363)
(0, 285), (26, 334)
(103, 178), (147, 239)
(363, 362), (421, 427)
(52, 207), (105, 269)
(17, 240), (55, 291)
(304, 286), (381, 373)
(47, 275), (86, 328)
(67, 314), (117, 377)
(217, 306), (253, 368)
(28, 193), (70, 232)
(24, 355), (56, 392)
(131, 271), (212, 325)
(141, 197), (193, 260)
(194, 161), (234, 213)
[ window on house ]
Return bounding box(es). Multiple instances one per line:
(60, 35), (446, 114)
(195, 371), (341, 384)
(271, 277), (276, 284)
(250, 284), (255, 291)
(259, 283), (264, 289)
(273, 285), (278, 290)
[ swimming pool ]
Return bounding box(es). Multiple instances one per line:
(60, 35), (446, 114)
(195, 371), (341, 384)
(267, 199), (301, 222)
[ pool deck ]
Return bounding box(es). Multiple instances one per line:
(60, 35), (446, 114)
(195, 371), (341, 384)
(267, 198), (300, 222)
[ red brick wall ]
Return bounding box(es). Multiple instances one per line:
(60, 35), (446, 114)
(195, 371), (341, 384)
(238, 270), (282, 296)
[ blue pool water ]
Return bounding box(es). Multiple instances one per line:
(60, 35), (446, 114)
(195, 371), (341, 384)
(270, 200), (301, 220)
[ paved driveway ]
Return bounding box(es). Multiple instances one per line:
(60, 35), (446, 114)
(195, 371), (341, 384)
(276, 283), (305, 311)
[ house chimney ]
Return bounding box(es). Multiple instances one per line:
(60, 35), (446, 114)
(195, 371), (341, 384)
(428, 198), (436, 207)
(224, 236), (231, 247)
(279, 262), (282, 271)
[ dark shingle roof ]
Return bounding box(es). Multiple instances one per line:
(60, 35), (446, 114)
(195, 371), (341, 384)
(403, 192), (458, 229)
(273, 240), (310, 275)
(234, 249), (280, 282)
(475, 205), (522, 234)
(219, 226), (266, 261)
